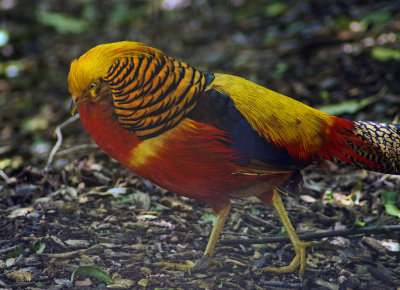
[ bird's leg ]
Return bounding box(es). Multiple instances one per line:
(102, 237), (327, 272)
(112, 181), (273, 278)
(193, 201), (230, 270)
(160, 201), (231, 272)
(264, 189), (314, 275)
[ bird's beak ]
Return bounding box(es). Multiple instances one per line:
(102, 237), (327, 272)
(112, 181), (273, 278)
(70, 96), (78, 116)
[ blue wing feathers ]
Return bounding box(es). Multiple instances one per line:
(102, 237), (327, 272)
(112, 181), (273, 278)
(198, 88), (306, 169)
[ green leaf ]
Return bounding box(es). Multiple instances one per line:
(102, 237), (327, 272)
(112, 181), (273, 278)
(334, 16), (352, 29)
(22, 116), (49, 132)
(276, 226), (287, 237)
(36, 243), (46, 254)
(272, 62), (289, 78)
(201, 213), (216, 226)
(325, 190), (333, 201)
(71, 265), (114, 285)
(264, 30), (278, 45)
(317, 96), (380, 115)
(29, 241), (46, 254)
(37, 12), (88, 34)
(5, 246), (23, 258)
(265, 2), (287, 17)
(320, 90), (330, 101)
(150, 205), (165, 211)
(250, 209), (261, 216)
(381, 190), (400, 218)
(355, 219), (366, 227)
(361, 10), (390, 26)
(371, 47), (400, 62)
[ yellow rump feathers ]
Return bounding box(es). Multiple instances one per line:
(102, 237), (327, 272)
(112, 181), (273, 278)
(212, 73), (335, 159)
(68, 41), (163, 96)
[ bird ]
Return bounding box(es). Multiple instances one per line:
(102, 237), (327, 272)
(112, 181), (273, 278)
(68, 41), (400, 275)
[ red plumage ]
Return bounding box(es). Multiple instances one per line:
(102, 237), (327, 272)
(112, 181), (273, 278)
(69, 42), (400, 275)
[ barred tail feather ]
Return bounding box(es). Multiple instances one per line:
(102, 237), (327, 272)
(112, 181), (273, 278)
(343, 121), (400, 174)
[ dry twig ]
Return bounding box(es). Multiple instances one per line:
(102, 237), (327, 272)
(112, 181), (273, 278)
(45, 114), (80, 169)
(222, 225), (400, 245)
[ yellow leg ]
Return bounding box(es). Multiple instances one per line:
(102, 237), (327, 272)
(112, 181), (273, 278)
(264, 189), (314, 275)
(204, 202), (230, 257)
(160, 202), (231, 271)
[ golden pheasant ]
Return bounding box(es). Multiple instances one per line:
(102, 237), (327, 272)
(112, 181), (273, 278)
(68, 41), (400, 275)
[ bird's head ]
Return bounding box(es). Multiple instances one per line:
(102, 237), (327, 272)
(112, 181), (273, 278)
(68, 41), (163, 115)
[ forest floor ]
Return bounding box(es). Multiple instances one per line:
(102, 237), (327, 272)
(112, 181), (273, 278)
(1, 1), (400, 289)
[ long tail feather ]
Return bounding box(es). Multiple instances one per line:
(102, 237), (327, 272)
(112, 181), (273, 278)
(342, 121), (400, 174)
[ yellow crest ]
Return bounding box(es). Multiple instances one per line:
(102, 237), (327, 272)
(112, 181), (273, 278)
(68, 41), (163, 96)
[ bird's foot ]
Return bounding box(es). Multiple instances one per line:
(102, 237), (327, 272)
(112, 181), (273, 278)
(193, 255), (222, 271)
(159, 255), (221, 272)
(264, 241), (315, 275)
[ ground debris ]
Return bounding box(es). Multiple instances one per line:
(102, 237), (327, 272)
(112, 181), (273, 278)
(1, 1), (400, 288)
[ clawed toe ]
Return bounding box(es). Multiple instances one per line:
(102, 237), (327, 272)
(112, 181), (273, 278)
(264, 241), (315, 275)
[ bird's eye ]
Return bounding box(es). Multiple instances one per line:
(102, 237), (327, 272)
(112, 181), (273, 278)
(88, 82), (97, 90)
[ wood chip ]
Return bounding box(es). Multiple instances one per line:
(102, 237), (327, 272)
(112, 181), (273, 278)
(64, 239), (90, 248)
(6, 271), (32, 282)
(75, 280), (93, 287)
(50, 235), (68, 248)
(314, 278), (339, 290)
(361, 237), (386, 255)
(225, 258), (247, 267)
(137, 278), (149, 287)
(160, 196), (193, 211)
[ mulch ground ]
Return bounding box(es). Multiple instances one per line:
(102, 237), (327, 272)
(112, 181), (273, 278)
(1, 1), (400, 289)
(1, 154), (400, 289)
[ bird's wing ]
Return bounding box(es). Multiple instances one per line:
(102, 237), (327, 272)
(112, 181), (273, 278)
(189, 84), (307, 171)
(210, 73), (355, 164)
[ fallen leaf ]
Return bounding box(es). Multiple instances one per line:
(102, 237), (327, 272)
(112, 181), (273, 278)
(138, 278), (149, 287)
(160, 196), (193, 211)
(75, 280), (93, 287)
(71, 265), (114, 285)
(8, 207), (35, 218)
(5, 258), (15, 267)
(300, 195), (317, 203)
(64, 239), (90, 248)
(7, 271), (32, 282)
(381, 190), (400, 218)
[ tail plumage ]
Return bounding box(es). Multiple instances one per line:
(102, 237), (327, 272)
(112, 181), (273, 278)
(340, 121), (400, 174)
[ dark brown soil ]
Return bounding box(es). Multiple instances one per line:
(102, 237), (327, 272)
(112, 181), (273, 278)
(1, 1), (400, 289)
